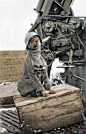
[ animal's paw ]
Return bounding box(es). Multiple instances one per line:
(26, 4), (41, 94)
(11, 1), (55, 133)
(49, 88), (56, 94)
(41, 90), (49, 97)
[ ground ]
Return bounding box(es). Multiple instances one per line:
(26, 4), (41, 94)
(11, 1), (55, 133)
(0, 107), (86, 134)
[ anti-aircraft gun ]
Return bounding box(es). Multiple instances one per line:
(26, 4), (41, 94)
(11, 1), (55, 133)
(29, 0), (74, 71)
(29, 0), (86, 118)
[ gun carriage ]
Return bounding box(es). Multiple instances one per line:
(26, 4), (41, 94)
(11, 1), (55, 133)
(29, 0), (86, 117)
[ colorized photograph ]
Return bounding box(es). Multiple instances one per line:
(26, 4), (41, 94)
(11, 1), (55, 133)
(0, 0), (86, 134)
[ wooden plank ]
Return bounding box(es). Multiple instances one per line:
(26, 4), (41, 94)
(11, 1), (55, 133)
(0, 57), (26, 63)
(0, 74), (20, 82)
(36, 111), (83, 131)
(0, 122), (17, 133)
(2, 111), (19, 120)
(0, 110), (22, 133)
(18, 92), (80, 113)
(9, 110), (18, 116)
(0, 82), (19, 98)
(0, 82), (16, 94)
(0, 116), (20, 127)
(0, 70), (22, 77)
(0, 60), (25, 66)
(20, 100), (82, 122)
(14, 84), (83, 131)
(0, 83), (12, 91)
(1, 112), (20, 123)
(0, 50), (27, 82)
(0, 50), (27, 56)
(1, 119), (20, 131)
(14, 84), (80, 107)
(21, 111), (83, 132)
(0, 77), (20, 83)
(0, 55), (27, 60)
(0, 65), (23, 69)
(0, 82), (19, 106)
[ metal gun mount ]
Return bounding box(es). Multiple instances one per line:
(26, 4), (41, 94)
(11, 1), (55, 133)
(29, 0), (86, 68)
(28, 0), (86, 117)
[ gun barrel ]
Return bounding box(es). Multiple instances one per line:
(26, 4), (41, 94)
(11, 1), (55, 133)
(36, 0), (45, 12)
(41, 0), (53, 15)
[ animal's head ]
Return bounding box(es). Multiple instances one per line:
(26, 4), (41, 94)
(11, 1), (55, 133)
(25, 32), (42, 50)
(30, 36), (41, 48)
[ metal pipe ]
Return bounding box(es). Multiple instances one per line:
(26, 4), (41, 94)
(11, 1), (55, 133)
(36, 0), (45, 12)
(44, 15), (86, 18)
(41, 0), (53, 15)
(72, 74), (86, 82)
(60, 60), (86, 64)
(42, 36), (51, 42)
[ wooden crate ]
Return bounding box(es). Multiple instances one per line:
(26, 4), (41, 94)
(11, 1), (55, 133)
(0, 82), (19, 107)
(14, 83), (83, 132)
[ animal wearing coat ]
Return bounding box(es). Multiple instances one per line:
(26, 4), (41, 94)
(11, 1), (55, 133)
(17, 32), (55, 97)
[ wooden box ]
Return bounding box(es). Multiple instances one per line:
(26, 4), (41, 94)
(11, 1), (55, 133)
(0, 82), (19, 107)
(14, 83), (83, 132)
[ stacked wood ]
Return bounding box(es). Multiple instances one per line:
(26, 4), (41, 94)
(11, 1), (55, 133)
(0, 110), (85, 134)
(0, 50), (27, 83)
(0, 110), (22, 134)
(0, 82), (19, 107)
(14, 83), (83, 132)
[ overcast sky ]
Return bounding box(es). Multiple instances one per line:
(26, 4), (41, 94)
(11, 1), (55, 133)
(0, 0), (86, 51)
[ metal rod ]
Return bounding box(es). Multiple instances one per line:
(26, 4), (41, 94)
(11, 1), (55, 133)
(44, 15), (86, 18)
(72, 74), (86, 82)
(60, 60), (86, 63)
(56, 65), (74, 68)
